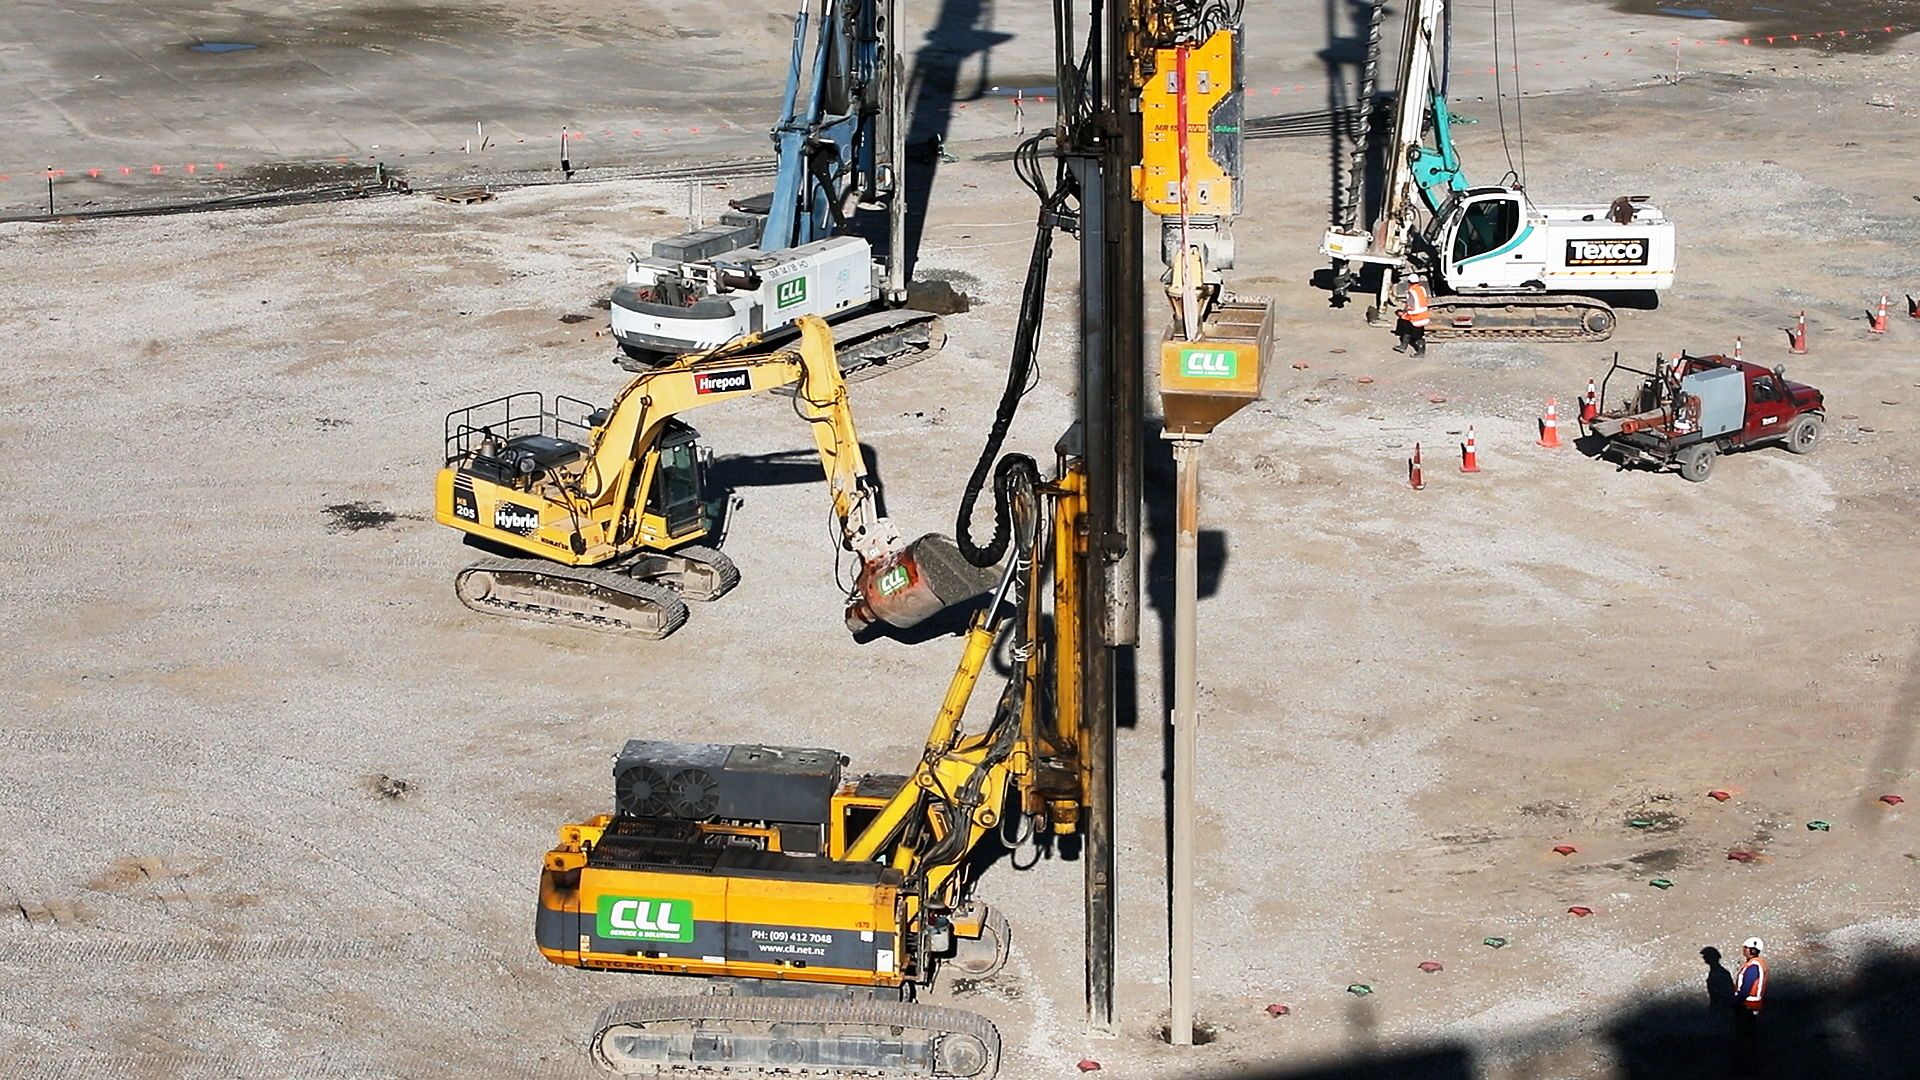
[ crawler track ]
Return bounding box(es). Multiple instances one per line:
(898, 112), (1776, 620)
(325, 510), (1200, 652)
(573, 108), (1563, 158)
(1420, 294), (1618, 342)
(617, 311), (945, 381)
(623, 544), (739, 602)
(589, 995), (1001, 1079)
(454, 557), (689, 638)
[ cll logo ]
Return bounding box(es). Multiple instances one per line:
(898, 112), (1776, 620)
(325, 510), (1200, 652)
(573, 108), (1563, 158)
(774, 276), (808, 309)
(694, 368), (753, 395)
(1565, 238), (1649, 267)
(597, 896), (695, 942)
(494, 502), (540, 534)
(1180, 348), (1237, 379)
(878, 565), (911, 596)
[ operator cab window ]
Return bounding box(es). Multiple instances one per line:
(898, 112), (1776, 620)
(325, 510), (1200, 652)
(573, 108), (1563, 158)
(1750, 376), (1780, 403)
(1454, 197), (1520, 262)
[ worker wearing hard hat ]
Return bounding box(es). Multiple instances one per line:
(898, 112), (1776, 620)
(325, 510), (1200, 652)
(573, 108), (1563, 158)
(1733, 937), (1766, 1073)
(1394, 273), (1430, 357)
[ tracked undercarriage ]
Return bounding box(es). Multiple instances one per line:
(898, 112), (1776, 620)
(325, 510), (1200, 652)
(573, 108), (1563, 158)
(453, 545), (737, 639)
(620, 309), (946, 382)
(589, 993), (1001, 1078)
(1370, 294), (1617, 342)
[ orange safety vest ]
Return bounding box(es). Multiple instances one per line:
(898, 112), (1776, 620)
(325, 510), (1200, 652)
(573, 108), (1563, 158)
(1736, 955), (1767, 1012)
(1401, 281), (1432, 328)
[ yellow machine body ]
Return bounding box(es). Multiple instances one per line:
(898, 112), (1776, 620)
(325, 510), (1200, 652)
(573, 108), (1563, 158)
(537, 458), (1093, 998)
(1133, 29), (1241, 218)
(538, 814), (906, 987)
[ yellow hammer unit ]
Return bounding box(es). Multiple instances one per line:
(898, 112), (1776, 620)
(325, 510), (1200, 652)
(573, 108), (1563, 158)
(434, 316), (993, 639)
(537, 451), (1093, 1079)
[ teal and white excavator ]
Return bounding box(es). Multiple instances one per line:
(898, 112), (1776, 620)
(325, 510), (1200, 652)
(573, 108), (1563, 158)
(1321, 0), (1675, 341)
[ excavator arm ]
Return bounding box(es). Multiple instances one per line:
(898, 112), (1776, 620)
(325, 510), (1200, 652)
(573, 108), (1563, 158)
(585, 317), (894, 560)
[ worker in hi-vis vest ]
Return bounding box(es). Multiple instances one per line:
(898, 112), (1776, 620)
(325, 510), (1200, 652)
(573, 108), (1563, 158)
(1732, 936), (1766, 1073)
(1395, 272), (1430, 357)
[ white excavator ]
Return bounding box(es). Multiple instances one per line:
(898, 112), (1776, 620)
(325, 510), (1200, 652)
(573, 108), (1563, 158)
(608, 0), (946, 373)
(1320, 0), (1675, 341)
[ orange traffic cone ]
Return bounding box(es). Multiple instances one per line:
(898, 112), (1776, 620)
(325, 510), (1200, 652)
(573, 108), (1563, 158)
(1733, 335), (1742, 362)
(1538, 399), (1562, 448)
(1871, 292), (1890, 334)
(1410, 443), (1425, 489)
(1789, 311), (1808, 354)
(1460, 427), (1481, 473)
(1579, 379), (1599, 425)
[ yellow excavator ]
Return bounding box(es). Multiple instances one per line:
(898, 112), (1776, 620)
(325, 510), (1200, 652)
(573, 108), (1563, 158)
(433, 316), (992, 639)
(535, 447), (1085, 1078)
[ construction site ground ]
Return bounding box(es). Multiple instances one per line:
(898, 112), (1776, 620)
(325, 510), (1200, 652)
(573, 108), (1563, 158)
(3, 2), (1918, 1078)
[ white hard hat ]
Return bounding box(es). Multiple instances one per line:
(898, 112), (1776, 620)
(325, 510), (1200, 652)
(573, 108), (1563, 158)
(1743, 937), (1764, 952)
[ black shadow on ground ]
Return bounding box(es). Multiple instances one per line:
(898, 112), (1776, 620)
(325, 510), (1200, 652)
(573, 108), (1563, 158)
(1139, 418), (1230, 893)
(1183, 945), (1920, 1080)
(1201, 1046), (1475, 1080)
(899, 0), (1012, 276)
(707, 449), (836, 492)
(705, 441), (888, 515)
(1606, 949), (1920, 1079)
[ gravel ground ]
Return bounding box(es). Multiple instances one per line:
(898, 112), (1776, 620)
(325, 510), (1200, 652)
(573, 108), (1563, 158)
(3, 3), (1920, 1080)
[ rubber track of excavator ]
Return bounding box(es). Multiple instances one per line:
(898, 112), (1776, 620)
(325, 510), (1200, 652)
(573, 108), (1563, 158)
(454, 557), (690, 639)
(616, 312), (946, 380)
(655, 544), (739, 602)
(1423, 294), (1617, 342)
(828, 309), (948, 383)
(589, 994), (1002, 1079)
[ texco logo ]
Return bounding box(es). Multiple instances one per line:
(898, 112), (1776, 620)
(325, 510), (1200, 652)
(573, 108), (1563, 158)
(694, 368), (753, 395)
(1180, 348), (1237, 379)
(1564, 238), (1649, 266)
(775, 276), (808, 309)
(597, 896), (695, 942)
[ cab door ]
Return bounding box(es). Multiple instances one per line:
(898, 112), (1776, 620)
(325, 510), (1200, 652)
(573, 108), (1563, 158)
(1445, 191), (1544, 290)
(645, 420), (708, 541)
(1743, 373), (1794, 443)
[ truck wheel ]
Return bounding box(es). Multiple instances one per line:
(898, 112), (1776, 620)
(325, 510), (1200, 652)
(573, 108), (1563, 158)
(1677, 444), (1717, 482)
(1785, 413), (1823, 454)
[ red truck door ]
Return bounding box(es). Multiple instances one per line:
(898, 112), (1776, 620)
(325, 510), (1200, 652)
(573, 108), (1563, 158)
(1744, 372), (1794, 443)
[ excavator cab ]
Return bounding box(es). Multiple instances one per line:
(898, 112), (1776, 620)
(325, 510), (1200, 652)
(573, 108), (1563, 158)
(642, 419), (707, 539)
(1435, 188), (1543, 292)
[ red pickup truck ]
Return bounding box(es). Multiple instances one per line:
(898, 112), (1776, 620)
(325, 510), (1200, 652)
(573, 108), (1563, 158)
(1586, 353), (1825, 481)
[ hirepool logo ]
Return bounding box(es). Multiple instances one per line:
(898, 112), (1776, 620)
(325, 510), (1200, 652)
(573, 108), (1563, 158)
(694, 368), (752, 395)
(597, 896), (695, 942)
(1180, 348), (1236, 379)
(775, 276), (808, 309)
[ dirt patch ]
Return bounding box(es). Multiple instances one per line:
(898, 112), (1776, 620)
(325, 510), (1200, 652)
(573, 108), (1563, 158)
(322, 501), (401, 532)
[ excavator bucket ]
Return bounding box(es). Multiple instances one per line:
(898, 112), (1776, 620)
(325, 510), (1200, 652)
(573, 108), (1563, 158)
(846, 533), (1000, 633)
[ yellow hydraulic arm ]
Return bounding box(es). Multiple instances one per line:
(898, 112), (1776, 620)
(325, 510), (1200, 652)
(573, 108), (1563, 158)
(840, 458), (1089, 916)
(582, 316), (898, 561)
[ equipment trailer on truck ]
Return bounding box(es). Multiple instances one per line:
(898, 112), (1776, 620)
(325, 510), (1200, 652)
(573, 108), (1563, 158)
(1587, 353), (1825, 481)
